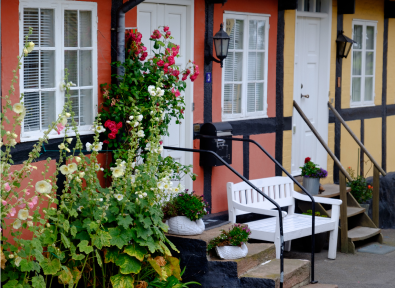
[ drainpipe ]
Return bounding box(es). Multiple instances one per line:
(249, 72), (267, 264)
(117, 0), (145, 75)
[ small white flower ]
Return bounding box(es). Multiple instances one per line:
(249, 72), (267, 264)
(75, 156), (81, 162)
(68, 163), (78, 173)
(92, 142), (103, 152)
(23, 48), (29, 56)
(58, 143), (66, 150)
(148, 85), (155, 93)
(65, 112), (71, 117)
(13, 219), (22, 229)
(14, 256), (22, 267)
(46, 223), (51, 228)
(149, 90), (156, 96)
(13, 103), (24, 114)
(100, 168), (104, 171)
(161, 113), (165, 120)
(173, 187), (180, 193)
(129, 115), (134, 120)
(137, 130), (145, 138)
(157, 89), (165, 97)
(131, 162), (136, 168)
(18, 209), (29, 220)
(75, 178), (81, 183)
(134, 122), (139, 127)
(65, 148), (71, 153)
(136, 115), (143, 121)
(158, 145), (163, 153)
(139, 194), (143, 199)
(99, 198), (103, 202)
(95, 163), (101, 171)
(145, 143), (151, 151)
(114, 194), (124, 201)
(126, 120), (131, 124)
(27, 221), (33, 227)
(130, 175), (136, 183)
(96, 126), (106, 133)
(35, 180), (52, 194)
(157, 182), (164, 190)
(79, 172), (85, 178)
(142, 192), (147, 197)
(164, 183), (171, 190)
(60, 165), (70, 175)
(9, 139), (17, 146)
(86, 142), (92, 152)
(66, 138), (73, 144)
(8, 254), (14, 259)
(77, 206), (83, 211)
(112, 167), (125, 178)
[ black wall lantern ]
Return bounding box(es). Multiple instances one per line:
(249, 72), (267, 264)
(205, 23), (230, 68)
(336, 30), (356, 59)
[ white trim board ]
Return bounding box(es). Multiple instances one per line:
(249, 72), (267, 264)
(224, 11), (271, 17)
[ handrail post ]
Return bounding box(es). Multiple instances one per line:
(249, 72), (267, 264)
(373, 166), (380, 227)
(339, 171), (348, 253)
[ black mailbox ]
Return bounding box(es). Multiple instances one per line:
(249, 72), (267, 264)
(199, 122), (232, 167)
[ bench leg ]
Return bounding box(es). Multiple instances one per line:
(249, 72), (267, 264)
(328, 229), (338, 259)
(285, 240), (292, 252)
(275, 238), (281, 259)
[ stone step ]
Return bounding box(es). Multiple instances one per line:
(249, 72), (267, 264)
(241, 259), (310, 288)
(348, 226), (381, 241)
(327, 206), (365, 218)
(294, 183), (350, 198)
(303, 284), (338, 288)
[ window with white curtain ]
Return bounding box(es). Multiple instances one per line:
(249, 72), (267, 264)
(20, 1), (97, 141)
(222, 13), (269, 120)
(351, 20), (377, 107)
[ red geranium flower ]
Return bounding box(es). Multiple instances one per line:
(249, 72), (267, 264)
(108, 133), (116, 139)
(103, 140), (109, 144)
(116, 122), (122, 129)
(305, 157), (311, 163)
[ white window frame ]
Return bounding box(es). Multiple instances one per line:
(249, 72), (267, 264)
(19, 0), (98, 142)
(350, 19), (377, 108)
(221, 12), (270, 121)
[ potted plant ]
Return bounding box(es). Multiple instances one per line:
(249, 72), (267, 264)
(346, 166), (373, 211)
(300, 157), (328, 195)
(163, 191), (209, 235)
(207, 224), (251, 260)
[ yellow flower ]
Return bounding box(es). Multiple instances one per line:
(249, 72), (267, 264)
(18, 209), (29, 220)
(35, 180), (52, 194)
(13, 103), (24, 114)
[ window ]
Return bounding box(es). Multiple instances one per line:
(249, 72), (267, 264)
(20, 1), (97, 141)
(222, 13), (269, 120)
(351, 20), (377, 107)
(297, 0), (322, 13)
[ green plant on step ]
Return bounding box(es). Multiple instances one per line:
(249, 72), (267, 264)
(346, 166), (373, 204)
(148, 267), (201, 288)
(162, 191), (209, 221)
(207, 224), (251, 253)
(302, 210), (328, 217)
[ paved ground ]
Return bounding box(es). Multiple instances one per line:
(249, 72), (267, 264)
(285, 229), (395, 288)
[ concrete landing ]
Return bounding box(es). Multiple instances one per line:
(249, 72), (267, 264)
(303, 284), (338, 288)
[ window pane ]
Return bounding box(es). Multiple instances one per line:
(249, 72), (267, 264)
(80, 50), (92, 86)
(351, 77), (361, 102)
(224, 52), (234, 81)
(234, 52), (243, 81)
(41, 91), (56, 129)
(352, 51), (362, 75)
(364, 77), (374, 101)
(40, 9), (54, 47)
(64, 10), (78, 47)
(24, 51), (39, 89)
(234, 20), (244, 50)
(316, 0), (322, 12)
(304, 0), (311, 11)
(256, 83), (264, 111)
(24, 8), (39, 46)
(256, 52), (265, 80)
(247, 83), (255, 112)
(257, 21), (265, 50)
(223, 84), (233, 114)
(365, 52), (374, 75)
(80, 89), (93, 126)
(80, 11), (92, 47)
(227, 19), (235, 50)
(24, 91), (40, 131)
(366, 26), (374, 50)
(65, 50), (78, 85)
(233, 84), (242, 113)
(41, 51), (55, 88)
(353, 25), (363, 49)
(249, 20), (257, 50)
(68, 90), (79, 125)
(248, 52), (256, 81)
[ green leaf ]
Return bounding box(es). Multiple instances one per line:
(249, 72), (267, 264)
(32, 248), (44, 263)
(70, 226), (77, 237)
(58, 266), (73, 285)
(135, 222), (152, 240)
(92, 230), (112, 250)
(71, 253), (85, 261)
(31, 275), (46, 288)
(115, 254), (142, 275)
(110, 274), (134, 288)
(40, 258), (61, 275)
(137, 215), (152, 229)
(3, 280), (18, 288)
(63, 220), (70, 232)
(61, 233), (70, 248)
(77, 240), (93, 254)
(117, 215), (134, 229)
(104, 246), (119, 264)
(95, 250), (103, 267)
(109, 227), (130, 249)
(20, 259), (35, 272)
(123, 243), (147, 261)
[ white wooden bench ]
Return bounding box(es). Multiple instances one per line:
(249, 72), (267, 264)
(227, 177), (342, 259)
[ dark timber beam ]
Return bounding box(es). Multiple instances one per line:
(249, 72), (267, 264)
(338, 0), (356, 14)
(279, 0), (298, 11)
(384, 0), (395, 18)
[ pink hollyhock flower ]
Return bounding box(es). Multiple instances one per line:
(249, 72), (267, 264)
(172, 70), (180, 77)
(103, 140), (109, 144)
(157, 60), (164, 67)
(164, 26), (169, 32)
(142, 46), (147, 51)
(31, 196), (38, 205)
(171, 87), (181, 97)
(2, 200), (7, 206)
(182, 74), (188, 81)
(180, 109), (184, 114)
(168, 56), (175, 65)
(28, 202), (34, 209)
(25, 189), (30, 196)
(8, 207), (16, 217)
(159, 140), (163, 145)
(4, 183), (11, 192)
(186, 69), (191, 75)
(56, 123), (65, 135)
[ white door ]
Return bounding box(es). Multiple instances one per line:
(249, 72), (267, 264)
(291, 17), (322, 175)
(138, 3), (189, 188)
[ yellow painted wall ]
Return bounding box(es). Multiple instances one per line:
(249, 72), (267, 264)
(342, 0), (384, 108)
(388, 19), (395, 105)
(387, 116), (395, 172)
(364, 118), (382, 177)
(330, 0), (338, 106)
(283, 10), (296, 118)
(282, 130), (292, 176)
(321, 123), (335, 184)
(340, 120), (361, 174)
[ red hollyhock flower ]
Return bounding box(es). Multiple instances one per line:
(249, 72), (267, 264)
(305, 157), (311, 163)
(104, 119), (112, 128)
(103, 140), (109, 144)
(111, 128), (119, 135)
(107, 121), (116, 131)
(108, 133), (116, 140)
(164, 26), (169, 32)
(116, 122), (122, 129)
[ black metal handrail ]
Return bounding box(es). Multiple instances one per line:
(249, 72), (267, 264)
(163, 146), (286, 287)
(197, 135), (318, 284)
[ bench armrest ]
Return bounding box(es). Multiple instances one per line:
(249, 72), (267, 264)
(293, 192), (342, 206)
(232, 202), (288, 218)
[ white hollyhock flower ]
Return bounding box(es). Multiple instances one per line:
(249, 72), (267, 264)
(60, 165), (70, 175)
(148, 85), (155, 93)
(68, 163), (78, 173)
(65, 112), (71, 117)
(77, 206), (84, 211)
(145, 142), (151, 151)
(163, 183), (171, 190)
(86, 142), (92, 152)
(142, 192), (147, 197)
(173, 187), (180, 193)
(66, 138), (73, 144)
(95, 163), (101, 171)
(157, 89), (164, 97)
(149, 90), (156, 96)
(75, 156), (81, 162)
(13, 219), (22, 229)
(35, 180), (52, 194)
(15, 256), (22, 267)
(161, 113), (165, 120)
(157, 182), (164, 190)
(27, 221), (33, 227)
(134, 122), (139, 127)
(79, 172), (85, 178)
(137, 130), (145, 138)
(58, 143), (66, 150)
(138, 194), (143, 198)
(159, 145), (163, 153)
(98, 198), (103, 202)
(136, 115), (143, 121)
(95, 126), (106, 133)
(60, 117), (68, 125)
(126, 120), (131, 124)
(130, 175), (136, 183)
(131, 162), (136, 168)
(112, 167), (124, 178)
(114, 194), (124, 201)
(13, 103), (24, 114)
(129, 115), (134, 120)
(9, 139), (16, 146)
(23, 48), (29, 56)
(92, 142), (103, 152)
(18, 209), (29, 220)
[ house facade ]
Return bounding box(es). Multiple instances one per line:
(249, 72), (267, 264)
(2, 0), (394, 216)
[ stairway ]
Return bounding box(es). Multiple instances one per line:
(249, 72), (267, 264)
(295, 182), (383, 254)
(167, 223), (314, 288)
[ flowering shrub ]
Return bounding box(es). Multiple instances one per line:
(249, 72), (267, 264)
(207, 224), (251, 253)
(0, 27), (198, 288)
(346, 166), (373, 204)
(99, 28), (198, 182)
(300, 157), (328, 179)
(162, 191), (209, 221)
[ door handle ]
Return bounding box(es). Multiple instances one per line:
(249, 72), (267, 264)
(301, 94), (310, 98)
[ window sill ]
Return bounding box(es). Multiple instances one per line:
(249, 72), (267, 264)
(20, 129), (94, 143)
(349, 103), (376, 108)
(222, 114), (268, 122)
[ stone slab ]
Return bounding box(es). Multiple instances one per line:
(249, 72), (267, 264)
(303, 284), (338, 288)
(166, 223), (234, 244)
(357, 243), (395, 255)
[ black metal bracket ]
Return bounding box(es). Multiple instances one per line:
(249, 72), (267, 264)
(204, 43), (222, 67)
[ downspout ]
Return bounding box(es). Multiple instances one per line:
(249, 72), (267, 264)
(117, 0), (145, 75)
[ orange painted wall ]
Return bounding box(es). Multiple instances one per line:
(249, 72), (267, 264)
(249, 134), (276, 180)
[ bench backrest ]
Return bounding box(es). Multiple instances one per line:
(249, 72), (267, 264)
(227, 177), (295, 215)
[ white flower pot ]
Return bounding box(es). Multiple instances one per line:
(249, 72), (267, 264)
(215, 243), (248, 260)
(167, 216), (205, 236)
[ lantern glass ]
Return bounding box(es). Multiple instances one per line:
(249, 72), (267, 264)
(336, 31), (356, 58)
(214, 38), (224, 58)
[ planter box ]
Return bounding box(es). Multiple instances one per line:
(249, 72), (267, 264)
(302, 177), (320, 195)
(167, 216), (205, 236)
(215, 243), (248, 260)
